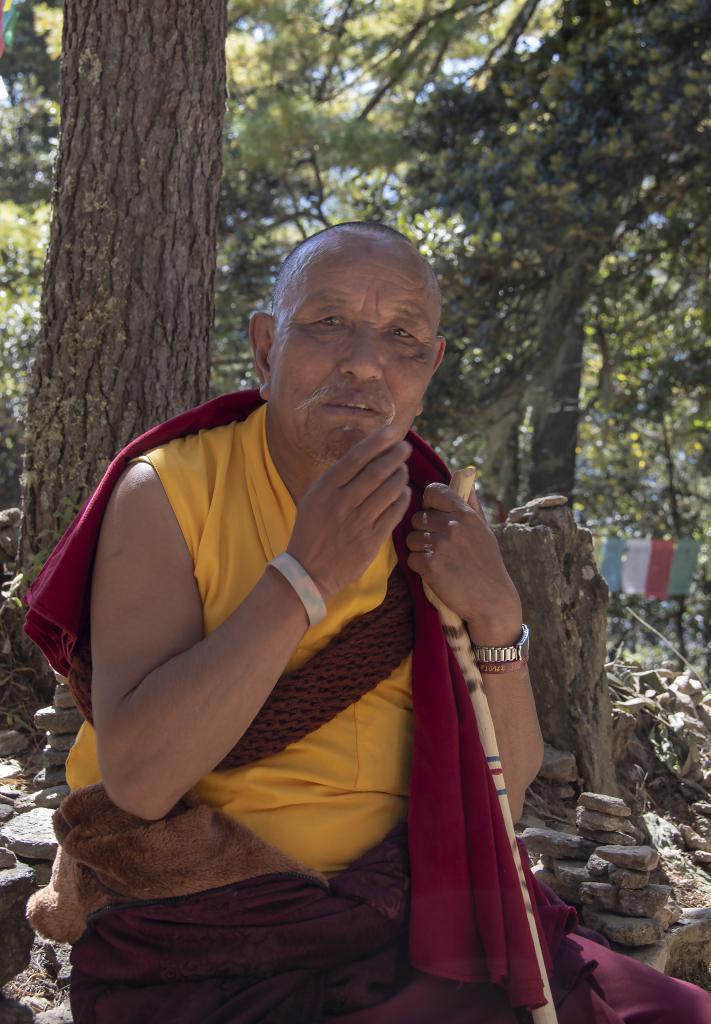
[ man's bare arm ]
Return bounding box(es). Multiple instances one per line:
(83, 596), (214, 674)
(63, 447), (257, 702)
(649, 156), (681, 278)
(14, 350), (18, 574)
(91, 427), (411, 820)
(90, 461), (312, 819)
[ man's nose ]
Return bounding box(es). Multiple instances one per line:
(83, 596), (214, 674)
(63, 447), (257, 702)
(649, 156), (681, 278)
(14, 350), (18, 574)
(338, 325), (384, 379)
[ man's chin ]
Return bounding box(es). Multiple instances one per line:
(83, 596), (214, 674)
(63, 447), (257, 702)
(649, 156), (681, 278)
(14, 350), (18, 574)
(306, 423), (372, 464)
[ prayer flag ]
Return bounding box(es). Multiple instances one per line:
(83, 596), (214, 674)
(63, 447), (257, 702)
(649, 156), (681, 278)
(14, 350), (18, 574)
(1, 0), (20, 58)
(644, 539), (675, 599)
(599, 537), (626, 593)
(621, 538), (652, 594)
(667, 538), (702, 596)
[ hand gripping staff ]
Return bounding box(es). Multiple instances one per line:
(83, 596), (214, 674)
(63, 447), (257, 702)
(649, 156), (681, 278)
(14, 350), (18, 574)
(423, 467), (558, 1024)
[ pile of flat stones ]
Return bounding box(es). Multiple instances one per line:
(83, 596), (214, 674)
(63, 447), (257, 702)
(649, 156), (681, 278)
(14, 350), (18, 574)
(0, 680), (78, 1019)
(524, 791), (681, 949)
(0, 681), (79, 891)
(33, 679), (80, 795)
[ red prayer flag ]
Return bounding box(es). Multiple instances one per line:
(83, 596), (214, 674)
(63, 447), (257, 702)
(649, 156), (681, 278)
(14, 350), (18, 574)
(644, 539), (675, 599)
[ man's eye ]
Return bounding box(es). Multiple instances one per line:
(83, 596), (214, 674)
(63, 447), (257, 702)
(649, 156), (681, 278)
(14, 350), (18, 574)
(393, 328), (413, 338)
(318, 316), (342, 326)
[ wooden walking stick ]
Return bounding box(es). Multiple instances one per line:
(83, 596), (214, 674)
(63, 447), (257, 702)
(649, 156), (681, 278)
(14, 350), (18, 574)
(423, 466), (558, 1024)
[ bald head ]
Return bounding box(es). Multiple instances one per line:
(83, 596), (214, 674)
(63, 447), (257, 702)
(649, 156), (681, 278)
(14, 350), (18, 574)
(271, 221), (442, 328)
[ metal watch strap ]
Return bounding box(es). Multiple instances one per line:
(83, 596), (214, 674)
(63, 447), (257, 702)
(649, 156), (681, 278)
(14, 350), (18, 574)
(473, 623), (529, 664)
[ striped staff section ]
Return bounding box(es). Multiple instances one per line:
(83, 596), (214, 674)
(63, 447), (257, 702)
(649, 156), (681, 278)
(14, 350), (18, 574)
(596, 536), (704, 597)
(425, 468), (558, 1024)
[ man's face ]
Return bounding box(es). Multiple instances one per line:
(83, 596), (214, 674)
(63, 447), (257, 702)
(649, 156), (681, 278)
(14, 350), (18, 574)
(251, 232), (445, 468)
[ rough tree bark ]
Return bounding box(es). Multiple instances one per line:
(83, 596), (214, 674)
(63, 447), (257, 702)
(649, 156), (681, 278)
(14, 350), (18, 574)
(528, 317), (584, 502)
(19, 0), (227, 569)
(495, 503), (615, 794)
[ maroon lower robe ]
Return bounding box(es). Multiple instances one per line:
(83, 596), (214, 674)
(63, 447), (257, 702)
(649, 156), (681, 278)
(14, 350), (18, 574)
(67, 823), (711, 1024)
(24, 389), (711, 1023)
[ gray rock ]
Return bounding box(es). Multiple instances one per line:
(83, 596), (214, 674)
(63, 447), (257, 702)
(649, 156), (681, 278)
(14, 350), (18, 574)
(35, 1001), (74, 1023)
(691, 801), (711, 818)
(550, 860), (590, 901)
(0, 807), (58, 860)
(0, 862), (36, 987)
(538, 744), (578, 783)
(643, 812), (684, 853)
(577, 826), (638, 846)
(34, 766), (66, 789)
(617, 884), (671, 918)
(613, 939), (669, 972)
(691, 850), (711, 867)
(24, 857), (53, 886)
(13, 794), (38, 814)
(0, 787), (21, 801)
(0, 804), (13, 823)
(578, 792), (631, 818)
(522, 827), (595, 861)
(582, 907), (662, 946)
(554, 784), (576, 800)
(679, 823), (711, 853)
(665, 908), (711, 979)
(532, 866), (557, 889)
(579, 882), (618, 910)
(0, 760), (23, 782)
(595, 845), (659, 872)
(0, 846), (17, 868)
(53, 686), (77, 711)
(576, 806), (636, 834)
(35, 785), (70, 809)
(0, 731), (28, 757)
(587, 853), (610, 877)
(666, 901), (683, 926)
(46, 732), (76, 752)
(33, 706), (83, 734)
(0, 997), (35, 1022)
(608, 863), (651, 889)
(38, 939), (72, 987)
(507, 495), (568, 522)
(42, 745), (69, 767)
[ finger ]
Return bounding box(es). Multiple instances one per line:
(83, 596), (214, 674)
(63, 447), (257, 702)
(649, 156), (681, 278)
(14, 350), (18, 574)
(357, 465), (410, 524)
(467, 485), (489, 523)
(405, 530), (435, 552)
(410, 508), (456, 533)
(406, 550), (434, 577)
(423, 482), (468, 514)
(372, 484), (412, 537)
(326, 424), (408, 488)
(347, 441), (412, 509)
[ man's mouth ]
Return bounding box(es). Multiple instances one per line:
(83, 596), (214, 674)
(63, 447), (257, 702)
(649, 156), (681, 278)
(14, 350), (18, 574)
(321, 396), (384, 414)
(323, 402), (381, 417)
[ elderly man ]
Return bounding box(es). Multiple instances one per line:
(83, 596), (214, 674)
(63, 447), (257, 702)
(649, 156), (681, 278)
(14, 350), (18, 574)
(25, 223), (711, 1023)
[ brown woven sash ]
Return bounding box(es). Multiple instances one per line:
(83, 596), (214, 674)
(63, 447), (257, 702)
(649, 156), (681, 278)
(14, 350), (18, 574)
(67, 565), (414, 770)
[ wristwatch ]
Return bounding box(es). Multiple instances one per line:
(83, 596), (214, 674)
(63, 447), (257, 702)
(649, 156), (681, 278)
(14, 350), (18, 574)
(473, 623), (529, 664)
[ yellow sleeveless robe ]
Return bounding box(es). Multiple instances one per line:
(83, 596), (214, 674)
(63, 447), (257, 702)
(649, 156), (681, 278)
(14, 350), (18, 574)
(66, 404), (413, 876)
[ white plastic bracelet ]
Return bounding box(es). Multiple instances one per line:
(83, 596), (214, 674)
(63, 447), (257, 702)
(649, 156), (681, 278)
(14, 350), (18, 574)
(267, 553), (327, 628)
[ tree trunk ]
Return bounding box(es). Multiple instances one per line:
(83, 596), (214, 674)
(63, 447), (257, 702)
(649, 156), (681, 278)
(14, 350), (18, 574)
(495, 503), (615, 794)
(19, 0), (227, 569)
(528, 316), (584, 501)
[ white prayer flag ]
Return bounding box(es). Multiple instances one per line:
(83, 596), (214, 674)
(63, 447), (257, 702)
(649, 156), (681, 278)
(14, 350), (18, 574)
(621, 538), (653, 594)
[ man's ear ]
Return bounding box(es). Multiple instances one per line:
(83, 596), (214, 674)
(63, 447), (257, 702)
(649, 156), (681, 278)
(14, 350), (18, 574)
(249, 311), (276, 400)
(432, 335), (446, 374)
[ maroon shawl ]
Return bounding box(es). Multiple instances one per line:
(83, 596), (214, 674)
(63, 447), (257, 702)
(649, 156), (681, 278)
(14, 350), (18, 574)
(24, 388), (574, 1010)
